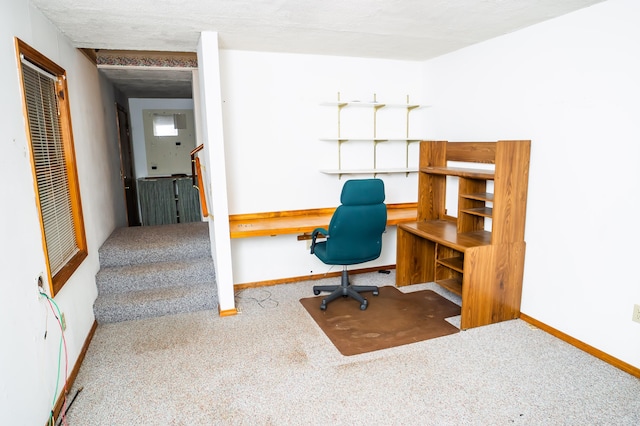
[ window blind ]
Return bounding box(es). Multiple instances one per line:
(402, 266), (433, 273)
(21, 59), (79, 276)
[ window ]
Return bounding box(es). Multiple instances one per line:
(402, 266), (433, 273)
(152, 112), (187, 136)
(16, 39), (87, 296)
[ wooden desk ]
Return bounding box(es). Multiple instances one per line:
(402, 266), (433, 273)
(229, 203), (417, 238)
(396, 140), (530, 330)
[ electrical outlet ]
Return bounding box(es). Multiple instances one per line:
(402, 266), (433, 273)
(633, 304), (640, 324)
(60, 312), (67, 331)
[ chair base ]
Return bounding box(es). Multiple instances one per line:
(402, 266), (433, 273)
(312, 266), (379, 310)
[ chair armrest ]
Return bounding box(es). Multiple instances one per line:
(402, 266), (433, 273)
(310, 228), (328, 254)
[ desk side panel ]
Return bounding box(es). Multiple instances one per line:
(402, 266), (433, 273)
(492, 140), (530, 244)
(461, 242), (526, 329)
(396, 225), (435, 286)
(418, 141), (447, 221)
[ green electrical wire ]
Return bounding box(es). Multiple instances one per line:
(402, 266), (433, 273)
(39, 291), (65, 424)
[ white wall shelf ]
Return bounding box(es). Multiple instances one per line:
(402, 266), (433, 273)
(320, 167), (419, 176)
(320, 101), (421, 110)
(320, 138), (422, 142)
(320, 92), (426, 177)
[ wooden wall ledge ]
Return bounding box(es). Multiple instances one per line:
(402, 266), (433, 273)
(229, 203), (417, 238)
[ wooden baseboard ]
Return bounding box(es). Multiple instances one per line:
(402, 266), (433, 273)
(233, 265), (396, 291)
(50, 320), (98, 425)
(218, 306), (238, 317)
(519, 313), (640, 379)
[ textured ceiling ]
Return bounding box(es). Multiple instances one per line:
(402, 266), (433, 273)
(30, 0), (606, 97)
(94, 51), (196, 98)
(98, 67), (194, 99)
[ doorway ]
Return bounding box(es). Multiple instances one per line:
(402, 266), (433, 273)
(115, 103), (140, 226)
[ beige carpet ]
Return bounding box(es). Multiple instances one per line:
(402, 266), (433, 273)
(300, 286), (461, 355)
(63, 274), (640, 425)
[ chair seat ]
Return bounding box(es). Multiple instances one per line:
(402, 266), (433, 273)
(312, 241), (380, 266)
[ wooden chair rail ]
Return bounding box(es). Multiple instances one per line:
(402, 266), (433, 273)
(229, 203), (417, 238)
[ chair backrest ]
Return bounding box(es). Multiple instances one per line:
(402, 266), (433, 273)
(325, 179), (387, 264)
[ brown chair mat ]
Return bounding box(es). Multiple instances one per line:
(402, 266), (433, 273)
(300, 286), (461, 356)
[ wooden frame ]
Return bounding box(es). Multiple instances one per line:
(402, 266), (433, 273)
(16, 38), (88, 296)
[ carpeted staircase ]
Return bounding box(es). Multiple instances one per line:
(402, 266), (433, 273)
(94, 222), (217, 323)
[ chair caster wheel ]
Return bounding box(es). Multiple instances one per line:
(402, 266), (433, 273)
(360, 300), (368, 311)
(313, 289), (321, 295)
(373, 290), (379, 296)
(320, 302), (327, 311)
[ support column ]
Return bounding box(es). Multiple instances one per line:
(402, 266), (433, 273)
(196, 31), (236, 316)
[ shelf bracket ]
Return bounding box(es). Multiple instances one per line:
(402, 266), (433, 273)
(405, 94), (417, 177)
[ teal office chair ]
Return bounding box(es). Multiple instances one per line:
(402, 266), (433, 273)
(310, 179), (387, 310)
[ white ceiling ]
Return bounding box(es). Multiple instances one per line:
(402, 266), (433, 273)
(98, 68), (195, 99)
(31, 0), (606, 97)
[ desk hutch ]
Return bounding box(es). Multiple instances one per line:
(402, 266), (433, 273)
(396, 140), (531, 329)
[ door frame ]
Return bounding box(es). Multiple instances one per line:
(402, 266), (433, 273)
(115, 102), (140, 226)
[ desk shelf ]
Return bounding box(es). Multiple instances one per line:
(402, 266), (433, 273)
(397, 140), (530, 330)
(435, 278), (463, 296)
(421, 166), (494, 180)
(460, 207), (493, 218)
(437, 256), (464, 273)
(461, 192), (494, 202)
(399, 221), (491, 251)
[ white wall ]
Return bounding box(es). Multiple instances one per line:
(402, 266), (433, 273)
(218, 50), (427, 283)
(0, 1), (125, 423)
(128, 98), (195, 179)
(219, 50), (426, 213)
(231, 229), (399, 284)
(421, 0), (640, 368)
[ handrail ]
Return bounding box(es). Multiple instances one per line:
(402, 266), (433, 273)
(190, 144), (205, 186)
(190, 144), (205, 155)
(190, 144), (209, 217)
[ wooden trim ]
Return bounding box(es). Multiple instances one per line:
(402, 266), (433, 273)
(519, 313), (640, 379)
(78, 48), (97, 64)
(52, 251), (88, 295)
(230, 207), (335, 222)
(53, 66), (88, 295)
(234, 265), (396, 290)
(16, 38), (65, 75)
(230, 203), (418, 222)
(229, 203), (417, 239)
(219, 307), (238, 317)
(50, 320), (98, 425)
(17, 38), (88, 297)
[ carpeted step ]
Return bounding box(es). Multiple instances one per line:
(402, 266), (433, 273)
(93, 282), (217, 324)
(99, 222), (211, 268)
(94, 221), (218, 324)
(96, 258), (215, 294)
